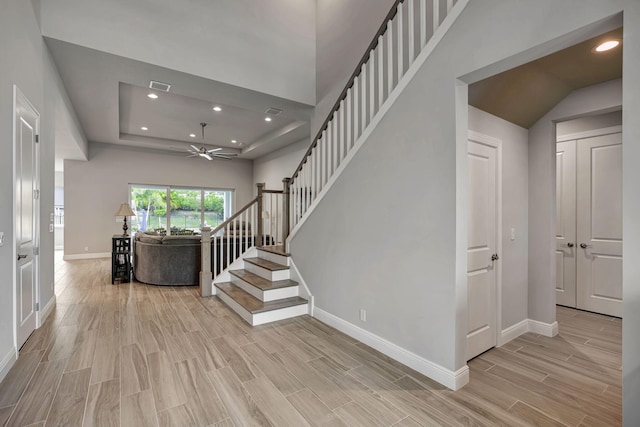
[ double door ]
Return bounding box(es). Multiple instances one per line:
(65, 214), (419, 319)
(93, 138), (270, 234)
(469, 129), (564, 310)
(556, 131), (622, 317)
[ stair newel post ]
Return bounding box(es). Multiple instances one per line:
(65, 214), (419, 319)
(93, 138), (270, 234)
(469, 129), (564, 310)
(200, 226), (212, 297)
(256, 183), (265, 247)
(282, 177), (291, 250)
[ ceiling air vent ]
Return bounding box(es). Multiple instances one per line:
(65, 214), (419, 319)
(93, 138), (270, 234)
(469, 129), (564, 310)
(149, 80), (171, 92)
(264, 107), (283, 116)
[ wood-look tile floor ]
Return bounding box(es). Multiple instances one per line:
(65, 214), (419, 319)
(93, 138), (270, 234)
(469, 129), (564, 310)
(0, 255), (622, 426)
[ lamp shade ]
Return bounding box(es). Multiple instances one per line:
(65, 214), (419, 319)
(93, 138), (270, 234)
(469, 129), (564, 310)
(114, 203), (135, 217)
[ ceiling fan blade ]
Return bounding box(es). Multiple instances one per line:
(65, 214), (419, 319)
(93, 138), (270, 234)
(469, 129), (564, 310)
(207, 147), (223, 153)
(202, 153), (213, 161)
(215, 153), (238, 157)
(186, 154), (198, 158)
(212, 155), (233, 160)
(190, 145), (199, 151)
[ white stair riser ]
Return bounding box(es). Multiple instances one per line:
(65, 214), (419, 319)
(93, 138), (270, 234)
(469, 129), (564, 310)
(253, 303), (309, 326)
(231, 276), (299, 302)
(257, 249), (289, 266)
(244, 262), (290, 281)
(230, 276), (264, 300)
(216, 287), (308, 326)
(216, 289), (253, 324)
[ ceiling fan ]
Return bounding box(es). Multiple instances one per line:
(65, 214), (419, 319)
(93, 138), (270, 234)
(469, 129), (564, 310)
(187, 122), (238, 160)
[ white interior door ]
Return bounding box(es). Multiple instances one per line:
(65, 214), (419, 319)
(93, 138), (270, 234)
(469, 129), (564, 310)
(467, 137), (498, 360)
(555, 141), (577, 307)
(15, 87), (40, 350)
(576, 133), (622, 317)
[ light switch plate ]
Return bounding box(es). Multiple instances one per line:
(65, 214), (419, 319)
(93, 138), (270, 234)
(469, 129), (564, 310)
(0, 232), (4, 246)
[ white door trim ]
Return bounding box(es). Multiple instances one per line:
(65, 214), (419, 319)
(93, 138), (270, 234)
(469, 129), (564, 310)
(13, 85), (40, 355)
(467, 130), (503, 351)
(555, 125), (622, 143)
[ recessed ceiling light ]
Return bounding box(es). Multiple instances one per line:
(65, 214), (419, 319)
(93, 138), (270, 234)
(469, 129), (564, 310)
(265, 117), (272, 122)
(594, 40), (620, 52)
(231, 139), (237, 144)
(141, 126), (148, 131)
(189, 133), (196, 138)
(147, 93), (158, 99)
(213, 106), (222, 112)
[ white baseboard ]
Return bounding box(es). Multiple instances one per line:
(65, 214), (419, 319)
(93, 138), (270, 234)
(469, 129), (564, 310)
(63, 252), (110, 260)
(314, 308), (469, 390)
(39, 295), (56, 326)
(498, 319), (530, 346)
(0, 346), (17, 383)
(499, 318), (559, 346)
(288, 258), (313, 313)
(529, 319), (558, 337)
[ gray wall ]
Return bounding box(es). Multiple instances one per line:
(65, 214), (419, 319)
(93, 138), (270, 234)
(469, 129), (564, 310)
(0, 0), (80, 363)
(469, 106), (529, 331)
(64, 143), (253, 256)
(528, 79), (622, 325)
(253, 139), (308, 190)
(290, 0), (628, 377)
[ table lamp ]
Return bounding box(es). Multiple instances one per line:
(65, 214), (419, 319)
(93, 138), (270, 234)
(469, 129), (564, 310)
(114, 203), (136, 236)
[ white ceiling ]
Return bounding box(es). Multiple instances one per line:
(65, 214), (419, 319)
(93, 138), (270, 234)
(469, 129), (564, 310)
(47, 38), (314, 168)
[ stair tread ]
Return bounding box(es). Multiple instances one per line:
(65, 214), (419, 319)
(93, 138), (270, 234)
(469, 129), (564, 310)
(257, 245), (290, 256)
(230, 269), (298, 290)
(244, 257), (288, 271)
(215, 282), (307, 314)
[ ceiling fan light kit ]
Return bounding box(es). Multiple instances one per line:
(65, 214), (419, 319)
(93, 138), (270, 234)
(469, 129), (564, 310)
(186, 122), (238, 161)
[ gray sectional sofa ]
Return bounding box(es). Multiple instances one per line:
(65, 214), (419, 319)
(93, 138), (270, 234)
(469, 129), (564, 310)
(132, 231), (271, 286)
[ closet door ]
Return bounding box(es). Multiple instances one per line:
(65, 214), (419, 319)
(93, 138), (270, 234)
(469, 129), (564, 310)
(555, 141), (577, 307)
(576, 132), (623, 317)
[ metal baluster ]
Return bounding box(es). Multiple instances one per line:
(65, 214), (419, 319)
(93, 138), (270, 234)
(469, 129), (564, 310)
(346, 91), (353, 151)
(433, 0), (440, 31)
(339, 99), (345, 162)
(378, 35), (385, 109)
(353, 76), (360, 140)
(408, 0), (415, 65)
(369, 52), (376, 121)
(397, 3), (404, 78)
(387, 20), (394, 96)
(361, 65), (367, 134)
(331, 113), (342, 175)
(420, 0), (427, 48)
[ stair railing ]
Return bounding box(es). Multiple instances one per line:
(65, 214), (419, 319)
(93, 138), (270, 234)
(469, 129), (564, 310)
(285, 0), (460, 241)
(200, 182), (288, 296)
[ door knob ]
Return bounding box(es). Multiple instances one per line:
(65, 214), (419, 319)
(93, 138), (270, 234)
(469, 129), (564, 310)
(580, 243), (592, 249)
(17, 254), (27, 261)
(490, 253), (499, 261)
(567, 242), (574, 248)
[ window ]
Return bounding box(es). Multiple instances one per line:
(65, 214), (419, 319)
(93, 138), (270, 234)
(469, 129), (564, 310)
(129, 185), (233, 234)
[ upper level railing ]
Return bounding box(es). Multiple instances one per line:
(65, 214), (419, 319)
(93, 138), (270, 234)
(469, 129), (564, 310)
(286, 0), (458, 235)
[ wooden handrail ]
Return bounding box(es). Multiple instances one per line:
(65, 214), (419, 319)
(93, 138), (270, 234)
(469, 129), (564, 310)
(291, 0), (404, 181)
(209, 196), (259, 236)
(262, 189), (284, 194)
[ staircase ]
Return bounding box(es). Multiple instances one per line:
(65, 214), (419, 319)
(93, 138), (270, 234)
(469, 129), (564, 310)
(214, 245), (308, 326)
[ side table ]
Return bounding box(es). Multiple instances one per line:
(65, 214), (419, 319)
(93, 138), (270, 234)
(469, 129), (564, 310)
(112, 235), (131, 284)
